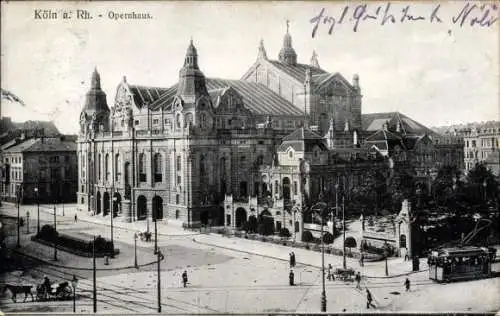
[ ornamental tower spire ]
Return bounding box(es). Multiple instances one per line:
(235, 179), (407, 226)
(257, 38), (268, 60)
(310, 50), (320, 68)
(177, 39), (208, 101)
(278, 19), (297, 66)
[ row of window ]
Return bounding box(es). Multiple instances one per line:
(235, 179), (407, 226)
(4, 156), (22, 164)
(464, 139), (498, 148)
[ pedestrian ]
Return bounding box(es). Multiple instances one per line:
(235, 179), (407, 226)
(289, 253), (293, 268)
(366, 289), (375, 309)
(289, 269), (294, 286)
(74, 213), (78, 222)
(355, 272), (362, 290)
(182, 270), (188, 288)
(43, 275), (51, 299)
(291, 252), (296, 267)
(327, 264), (334, 281)
(404, 277), (410, 292)
(359, 253), (365, 267)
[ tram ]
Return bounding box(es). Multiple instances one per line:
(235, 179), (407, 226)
(428, 246), (494, 282)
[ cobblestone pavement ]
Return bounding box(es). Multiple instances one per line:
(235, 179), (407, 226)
(1, 203), (499, 313)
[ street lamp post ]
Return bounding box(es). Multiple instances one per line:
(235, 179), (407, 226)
(157, 250), (163, 313)
(26, 212), (30, 234)
(134, 232), (138, 268)
(483, 180), (487, 203)
(71, 274), (78, 313)
(154, 207), (158, 254)
(384, 242), (389, 276)
(16, 186), (20, 248)
(111, 195), (116, 254)
(53, 206), (58, 261)
(35, 187), (40, 234)
(93, 236), (97, 313)
(342, 195), (346, 270)
(320, 207), (327, 312)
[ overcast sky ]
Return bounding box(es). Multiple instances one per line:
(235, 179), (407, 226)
(1, 1), (498, 134)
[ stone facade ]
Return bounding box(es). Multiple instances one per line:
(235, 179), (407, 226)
(76, 28), (462, 233)
(1, 137), (78, 204)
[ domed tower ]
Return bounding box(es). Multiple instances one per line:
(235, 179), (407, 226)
(176, 39), (209, 103)
(278, 20), (297, 66)
(79, 67), (110, 136)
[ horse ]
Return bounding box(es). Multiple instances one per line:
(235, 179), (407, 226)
(2, 283), (35, 303)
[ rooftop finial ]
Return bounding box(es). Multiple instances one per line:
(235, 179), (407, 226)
(310, 50), (320, 68)
(286, 19), (290, 34)
(190, 37), (193, 45)
(258, 38), (267, 60)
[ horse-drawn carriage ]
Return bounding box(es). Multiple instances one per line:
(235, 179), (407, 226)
(36, 280), (73, 301)
(2, 279), (73, 302)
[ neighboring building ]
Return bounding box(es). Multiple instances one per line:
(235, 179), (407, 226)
(76, 27), (462, 233)
(1, 137), (78, 204)
(433, 121), (500, 175)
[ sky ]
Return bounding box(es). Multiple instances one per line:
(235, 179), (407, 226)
(1, 1), (498, 134)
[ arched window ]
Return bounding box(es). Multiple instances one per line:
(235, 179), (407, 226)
(98, 154), (102, 180)
(176, 155), (182, 171)
(139, 153), (146, 182)
(115, 153), (121, 181)
(176, 113), (182, 128)
(105, 153), (111, 181)
(200, 154), (206, 177)
(256, 155), (264, 165)
(154, 153), (162, 182)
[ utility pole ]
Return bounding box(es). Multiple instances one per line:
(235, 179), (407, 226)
(53, 206), (57, 261)
(342, 195), (346, 270)
(320, 206), (326, 312)
(16, 187), (20, 248)
(157, 250), (163, 313)
(154, 208), (158, 254)
(93, 236), (97, 313)
(35, 186), (40, 234)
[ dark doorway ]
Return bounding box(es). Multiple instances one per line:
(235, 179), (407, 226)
(137, 195), (147, 220)
(282, 177), (291, 202)
(200, 211), (209, 225)
(112, 192), (121, 217)
(96, 191), (101, 215)
(103, 192), (110, 216)
(235, 207), (247, 228)
(152, 196), (163, 220)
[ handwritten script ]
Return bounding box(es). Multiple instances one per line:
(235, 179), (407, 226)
(310, 2), (498, 37)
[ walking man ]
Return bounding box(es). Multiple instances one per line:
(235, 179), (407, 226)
(355, 272), (362, 290)
(404, 277), (411, 292)
(291, 252), (296, 267)
(289, 270), (294, 286)
(366, 289), (375, 309)
(327, 264), (334, 281)
(289, 253), (293, 268)
(182, 270), (188, 288)
(359, 253), (364, 267)
(74, 213), (78, 223)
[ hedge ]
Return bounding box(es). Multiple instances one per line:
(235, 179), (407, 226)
(34, 225), (117, 257)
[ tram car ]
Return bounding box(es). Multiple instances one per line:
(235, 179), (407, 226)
(428, 246), (493, 282)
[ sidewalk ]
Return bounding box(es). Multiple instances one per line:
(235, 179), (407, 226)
(2, 202), (198, 237)
(194, 233), (428, 279)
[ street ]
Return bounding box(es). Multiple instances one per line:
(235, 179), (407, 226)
(1, 202), (499, 313)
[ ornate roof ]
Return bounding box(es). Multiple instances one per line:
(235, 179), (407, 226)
(278, 127), (327, 152)
(268, 60), (327, 84)
(362, 112), (438, 137)
(128, 85), (170, 108)
(148, 79), (304, 117)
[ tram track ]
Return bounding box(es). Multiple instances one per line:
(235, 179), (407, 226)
(26, 264), (194, 313)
